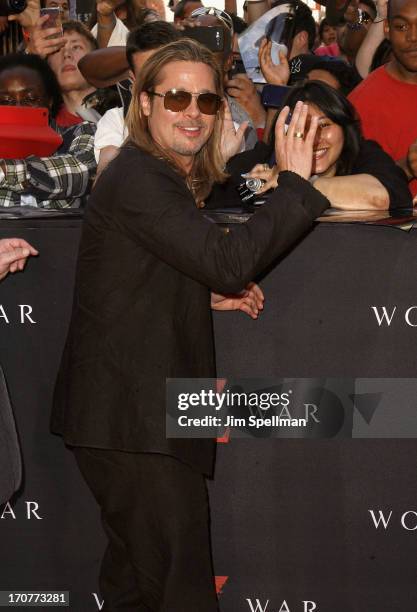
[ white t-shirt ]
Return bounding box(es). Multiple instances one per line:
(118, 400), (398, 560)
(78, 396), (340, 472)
(91, 17), (129, 47)
(94, 107), (127, 163)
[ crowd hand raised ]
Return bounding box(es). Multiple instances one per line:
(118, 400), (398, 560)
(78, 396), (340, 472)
(96, 0), (118, 17)
(27, 15), (65, 59)
(375, 0), (388, 20)
(211, 282), (264, 320)
(243, 163), (279, 194)
(225, 73), (266, 127)
(8, 0), (40, 29)
(0, 238), (38, 281)
(174, 16), (201, 30)
(220, 99), (248, 164)
(258, 37), (290, 86)
(275, 101), (318, 181)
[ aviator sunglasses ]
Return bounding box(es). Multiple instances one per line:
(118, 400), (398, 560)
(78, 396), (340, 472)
(147, 89), (223, 115)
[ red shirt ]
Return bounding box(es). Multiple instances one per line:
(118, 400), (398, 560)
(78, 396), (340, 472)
(349, 66), (417, 199)
(55, 105), (83, 128)
(315, 43), (341, 57)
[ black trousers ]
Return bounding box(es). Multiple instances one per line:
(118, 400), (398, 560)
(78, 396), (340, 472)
(73, 448), (219, 612)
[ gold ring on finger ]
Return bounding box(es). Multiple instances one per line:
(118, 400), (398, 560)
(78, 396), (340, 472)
(263, 163), (269, 171)
(294, 131), (304, 139)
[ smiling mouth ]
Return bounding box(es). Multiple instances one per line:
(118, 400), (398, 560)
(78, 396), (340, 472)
(176, 125), (203, 137)
(313, 147), (329, 159)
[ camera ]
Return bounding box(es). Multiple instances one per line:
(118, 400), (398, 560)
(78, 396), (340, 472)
(237, 177), (266, 203)
(0, 0), (26, 16)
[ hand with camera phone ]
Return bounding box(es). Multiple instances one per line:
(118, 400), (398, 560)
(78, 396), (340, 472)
(8, 0), (39, 29)
(26, 10), (65, 59)
(275, 102), (319, 181)
(225, 72), (266, 129)
(258, 37), (290, 86)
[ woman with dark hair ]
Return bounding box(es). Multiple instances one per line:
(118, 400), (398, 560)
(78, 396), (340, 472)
(209, 80), (411, 211)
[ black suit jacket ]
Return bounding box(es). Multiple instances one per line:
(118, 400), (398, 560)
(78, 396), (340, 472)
(51, 144), (329, 476)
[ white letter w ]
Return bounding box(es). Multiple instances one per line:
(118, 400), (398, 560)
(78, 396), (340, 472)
(371, 306), (396, 326)
(246, 599), (270, 612)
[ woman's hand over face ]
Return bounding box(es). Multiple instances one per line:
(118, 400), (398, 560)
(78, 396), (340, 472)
(275, 101), (318, 181)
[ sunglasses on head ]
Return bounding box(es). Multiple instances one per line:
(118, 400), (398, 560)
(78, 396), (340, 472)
(147, 89), (223, 115)
(190, 6), (234, 35)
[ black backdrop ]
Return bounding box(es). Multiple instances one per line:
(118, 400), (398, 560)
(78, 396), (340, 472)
(1, 218), (417, 611)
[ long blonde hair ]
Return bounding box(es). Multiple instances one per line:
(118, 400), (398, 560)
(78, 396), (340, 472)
(126, 38), (228, 202)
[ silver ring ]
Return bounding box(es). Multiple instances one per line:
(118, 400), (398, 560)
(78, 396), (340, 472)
(294, 131), (304, 139)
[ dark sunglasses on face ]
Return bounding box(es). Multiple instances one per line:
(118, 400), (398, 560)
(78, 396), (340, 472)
(147, 89), (223, 115)
(0, 95), (46, 107)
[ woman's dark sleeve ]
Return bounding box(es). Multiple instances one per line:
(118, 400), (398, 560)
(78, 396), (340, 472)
(352, 139), (412, 210)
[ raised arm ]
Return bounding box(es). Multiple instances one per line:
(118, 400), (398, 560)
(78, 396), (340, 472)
(78, 46), (129, 88)
(355, 0), (387, 78)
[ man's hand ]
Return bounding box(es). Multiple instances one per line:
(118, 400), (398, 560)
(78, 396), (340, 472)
(275, 102), (318, 181)
(174, 16), (201, 30)
(211, 282), (264, 319)
(0, 238), (38, 281)
(220, 99), (248, 164)
(225, 73), (266, 128)
(8, 0), (40, 29)
(258, 38), (290, 86)
(26, 15), (65, 59)
(96, 0), (117, 17)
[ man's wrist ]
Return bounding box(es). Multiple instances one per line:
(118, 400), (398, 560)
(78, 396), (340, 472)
(97, 12), (116, 26)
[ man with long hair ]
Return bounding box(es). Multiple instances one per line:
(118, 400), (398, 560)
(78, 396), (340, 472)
(52, 38), (330, 611)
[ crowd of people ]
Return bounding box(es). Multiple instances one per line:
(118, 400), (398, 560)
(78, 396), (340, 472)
(0, 0), (416, 212)
(1, 0), (417, 610)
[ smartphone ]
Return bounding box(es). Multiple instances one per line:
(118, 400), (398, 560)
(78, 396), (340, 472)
(40, 7), (63, 37)
(182, 26), (225, 53)
(228, 59), (246, 79)
(261, 84), (290, 109)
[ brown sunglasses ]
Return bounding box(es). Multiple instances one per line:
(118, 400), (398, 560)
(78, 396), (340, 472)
(147, 89), (223, 115)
